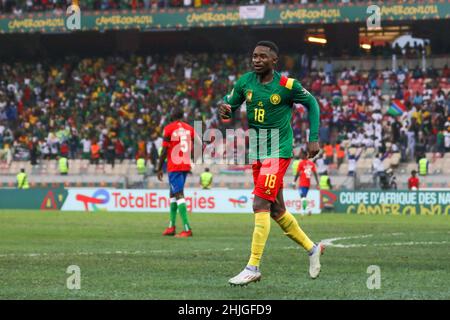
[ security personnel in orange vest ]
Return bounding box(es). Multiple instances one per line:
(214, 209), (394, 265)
(336, 144), (345, 167)
(90, 141), (100, 165)
(324, 144), (334, 164)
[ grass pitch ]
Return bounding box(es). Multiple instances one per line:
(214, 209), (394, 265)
(0, 210), (449, 300)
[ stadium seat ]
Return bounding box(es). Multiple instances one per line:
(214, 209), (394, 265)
(382, 158), (391, 170)
(338, 164), (348, 175)
(95, 164), (106, 174)
(80, 160), (89, 171)
(441, 158), (450, 172)
(390, 154), (401, 167)
(48, 161), (58, 175)
(121, 163), (132, 175)
(104, 165), (113, 175)
(406, 163), (418, 173)
(0, 163), (8, 174)
(112, 164), (122, 174)
(10, 161), (20, 173)
(111, 165), (121, 175)
(358, 159), (372, 171)
(365, 147), (375, 158)
(72, 159), (82, 174)
(87, 165), (97, 175)
(444, 163), (450, 175)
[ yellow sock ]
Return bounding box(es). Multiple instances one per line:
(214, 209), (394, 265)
(275, 211), (314, 252)
(247, 212), (271, 267)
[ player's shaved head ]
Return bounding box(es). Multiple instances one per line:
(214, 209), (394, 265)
(255, 41), (279, 57)
(300, 150), (308, 159)
(171, 109), (184, 121)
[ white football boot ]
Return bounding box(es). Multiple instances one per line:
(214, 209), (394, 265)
(309, 243), (325, 279)
(228, 266), (262, 286)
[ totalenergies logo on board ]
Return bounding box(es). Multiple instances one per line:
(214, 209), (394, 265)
(75, 189), (216, 212)
(228, 195), (250, 208)
(76, 189), (110, 211)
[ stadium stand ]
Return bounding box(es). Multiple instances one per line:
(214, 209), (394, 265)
(0, 54), (448, 180)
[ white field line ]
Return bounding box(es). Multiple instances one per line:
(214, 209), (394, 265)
(1, 233), (449, 258)
(321, 234), (374, 248)
(321, 233), (450, 248)
(0, 248), (227, 258)
(373, 241), (449, 247)
(0, 250), (150, 258)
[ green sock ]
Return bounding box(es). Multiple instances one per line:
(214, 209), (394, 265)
(177, 199), (191, 231)
(169, 199), (177, 228)
(302, 198), (308, 211)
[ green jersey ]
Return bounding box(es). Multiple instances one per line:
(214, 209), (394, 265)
(223, 71), (320, 160)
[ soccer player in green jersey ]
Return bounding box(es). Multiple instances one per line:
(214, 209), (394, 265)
(219, 41), (324, 286)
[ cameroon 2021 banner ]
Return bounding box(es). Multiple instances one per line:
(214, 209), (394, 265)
(321, 190), (450, 215)
(0, 2), (449, 33)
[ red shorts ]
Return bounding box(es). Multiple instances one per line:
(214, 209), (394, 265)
(252, 158), (291, 203)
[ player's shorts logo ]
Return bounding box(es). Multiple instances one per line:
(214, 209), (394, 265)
(265, 189), (272, 195)
(246, 90), (253, 102)
(270, 94), (281, 105)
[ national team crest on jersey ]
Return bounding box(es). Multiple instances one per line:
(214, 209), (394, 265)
(246, 90), (253, 103)
(270, 94), (281, 105)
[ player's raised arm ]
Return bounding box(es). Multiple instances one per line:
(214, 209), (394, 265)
(292, 80), (321, 158)
(219, 77), (245, 119)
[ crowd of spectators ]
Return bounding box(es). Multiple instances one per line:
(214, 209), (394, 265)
(366, 42), (432, 60)
(0, 53), (247, 168)
(0, 0), (407, 14)
(306, 60), (450, 166)
(0, 51), (449, 170)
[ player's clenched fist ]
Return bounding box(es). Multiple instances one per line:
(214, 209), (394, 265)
(219, 103), (232, 119)
(307, 141), (320, 159)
